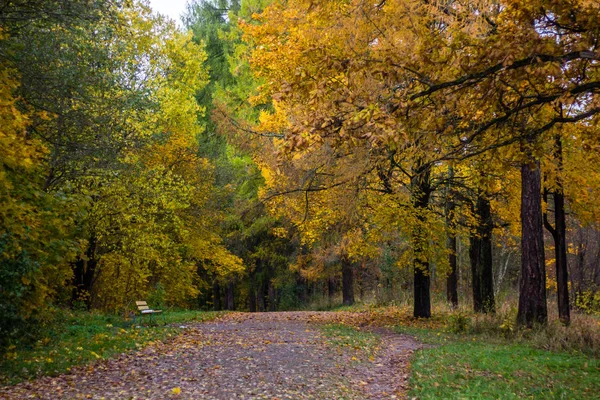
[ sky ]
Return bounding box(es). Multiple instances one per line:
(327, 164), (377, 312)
(148, 0), (189, 26)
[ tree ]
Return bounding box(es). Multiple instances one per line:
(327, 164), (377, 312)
(242, 0), (478, 317)
(445, 166), (459, 308)
(241, 0), (600, 325)
(399, 0), (600, 326)
(0, 22), (81, 343)
(470, 195), (495, 313)
(0, 0), (247, 321)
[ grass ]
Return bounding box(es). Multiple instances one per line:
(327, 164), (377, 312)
(311, 300), (600, 398)
(403, 330), (600, 399)
(392, 310), (600, 399)
(3, 301), (598, 399)
(0, 309), (220, 385)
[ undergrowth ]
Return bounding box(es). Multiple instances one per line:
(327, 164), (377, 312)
(321, 300), (600, 357)
(455, 303), (600, 357)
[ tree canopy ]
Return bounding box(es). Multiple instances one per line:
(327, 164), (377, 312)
(2, 0), (600, 345)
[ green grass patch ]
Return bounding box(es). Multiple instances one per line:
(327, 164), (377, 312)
(395, 326), (600, 399)
(320, 323), (381, 361)
(0, 309), (220, 385)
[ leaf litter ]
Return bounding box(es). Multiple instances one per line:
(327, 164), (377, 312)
(0, 312), (422, 399)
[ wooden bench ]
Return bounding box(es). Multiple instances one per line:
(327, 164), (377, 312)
(134, 301), (165, 325)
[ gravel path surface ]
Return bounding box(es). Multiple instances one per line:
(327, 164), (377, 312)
(0, 312), (421, 399)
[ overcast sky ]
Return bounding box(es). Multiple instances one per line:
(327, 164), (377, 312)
(148, 0), (189, 26)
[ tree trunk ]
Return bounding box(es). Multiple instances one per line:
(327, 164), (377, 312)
(445, 167), (458, 308)
(414, 266), (431, 318)
(71, 236), (97, 309)
(575, 241), (586, 301)
(358, 265), (365, 301)
(341, 258), (355, 306)
(195, 267), (210, 309)
(470, 196), (495, 313)
(445, 165), (458, 307)
(517, 159), (548, 327)
(328, 276), (335, 305)
(226, 280), (235, 311)
(553, 189), (570, 324)
(479, 197), (495, 313)
(212, 279), (221, 311)
(258, 278), (267, 312)
(248, 274), (257, 313)
(470, 230), (483, 312)
(297, 274), (308, 305)
(268, 282), (276, 311)
(543, 134), (570, 325)
(412, 163), (432, 318)
(446, 233), (458, 307)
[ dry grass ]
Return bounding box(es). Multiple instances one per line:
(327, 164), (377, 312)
(448, 300), (600, 356)
(305, 303), (447, 330)
(320, 298), (600, 356)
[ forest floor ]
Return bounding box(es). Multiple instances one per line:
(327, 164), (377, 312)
(0, 312), (421, 399)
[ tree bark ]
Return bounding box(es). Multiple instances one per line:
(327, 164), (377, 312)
(297, 275), (308, 305)
(358, 266), (365, 301)
(445, 167), (458, 307)
(248, 273), (257, 313)
(470, 229), (483, 311)
(543, 135), (570, 325)
(195, 267), (210, 309)
(226, 280), (235, 311)
(341, 257), (355, 306)
(479, 197), (495, 313)
(553, 189), (570, 324)
(212, 278), (221, 311)
(446, 233), (458, 307)
(517, 159), (548, 327)
(412, 163), (432, 318)
(414, 266), (431, 318)
(328, 276), (335, 305)
(258, 278), (267, 312)
(470, 196), (495, 313)
(71, 235), (97, 309)
(268, 282), (276, 311)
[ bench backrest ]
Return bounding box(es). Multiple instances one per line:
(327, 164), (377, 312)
(136, 301), (150, 312)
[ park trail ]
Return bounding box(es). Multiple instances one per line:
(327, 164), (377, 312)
(0, 312), (422, 399)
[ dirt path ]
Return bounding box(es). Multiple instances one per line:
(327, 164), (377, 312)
(0, 312), (421, 399)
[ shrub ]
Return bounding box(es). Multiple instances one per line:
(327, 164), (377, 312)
(447, 310), (471, 333)
(574, 290), (600, 315)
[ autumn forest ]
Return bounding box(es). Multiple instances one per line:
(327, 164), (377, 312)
(1, 0), (600, 397)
